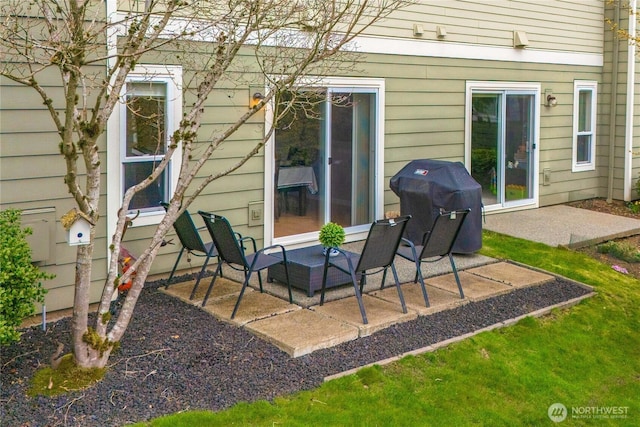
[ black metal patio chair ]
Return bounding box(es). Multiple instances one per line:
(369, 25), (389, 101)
(396, 209), (471, 307)
(198, 211), (292, 319)
(161, 203), (219, 295)
(320, 216), (411, 325)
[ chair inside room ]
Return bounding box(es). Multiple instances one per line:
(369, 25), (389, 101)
(198, 211), (293, 319)
(396, 209), (471, 307)
(320, 215), (411, 325)
(161, 203), (219, 295)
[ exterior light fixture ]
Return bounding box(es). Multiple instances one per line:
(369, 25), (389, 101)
(545, 89), (558, 107)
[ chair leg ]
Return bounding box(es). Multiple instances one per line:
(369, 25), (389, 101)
(283, 262), (293, 303)
(390, 263), (408, 314)
(231, 273), (252, 319)
(166, 247), (186, 288)
(320, 251), (331, 306)
(379, 268), (389, 290)
(415, 260), (431, 307)
(200, 262), (223, 305)
(256, 270), (264, 293)
(350, 269), (368, 325)
(190, 254), (212, 298)
(449, 253), (464, 299)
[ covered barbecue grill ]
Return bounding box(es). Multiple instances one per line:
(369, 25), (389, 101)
(390, 159), (482, 253)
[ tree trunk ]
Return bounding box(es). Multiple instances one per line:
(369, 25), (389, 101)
(70, 241), (108, 368)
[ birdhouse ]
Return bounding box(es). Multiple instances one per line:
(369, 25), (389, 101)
(61, 208), (93, 246)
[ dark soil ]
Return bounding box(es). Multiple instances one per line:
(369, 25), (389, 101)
(568, 198), (640, 280)
(568, 197), (640, 220)
(1, 275), (591, 427)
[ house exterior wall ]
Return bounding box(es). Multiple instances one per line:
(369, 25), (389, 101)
(377, 55), (604, 210)
(634, 57), (640, 198)
(370, 0), (603, 54)
(602, 0), (639, 202)
(3, 0), (635, 312)
(1, 70), (109, 312)
(628, 4), (640, 201)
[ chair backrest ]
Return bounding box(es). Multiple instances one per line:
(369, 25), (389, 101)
(198, 212), (247, 267)
(356, 215), (411, 272)
(162, 202), (207, 253)
(419, 209), (471, 259)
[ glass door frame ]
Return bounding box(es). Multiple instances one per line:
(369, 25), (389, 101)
(465, 81), (541, 212)
(264, 77), (386, 248)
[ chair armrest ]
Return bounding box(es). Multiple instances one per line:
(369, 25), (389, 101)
(238, 235), (257, 254)
(400, 237), (414, 247)
(398, 237), (419, 262)
(260, 244), (289, 263)
(325, 248), (356, 274)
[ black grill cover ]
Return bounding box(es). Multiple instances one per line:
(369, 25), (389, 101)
(390, 159), (482, 253)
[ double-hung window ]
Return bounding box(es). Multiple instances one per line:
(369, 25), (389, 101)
(118, 65), (182, 224)
(572, 81), (597, 172)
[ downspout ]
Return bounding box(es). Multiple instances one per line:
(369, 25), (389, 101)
(607, 0), (620, 203)
(624, 0), (638, 201)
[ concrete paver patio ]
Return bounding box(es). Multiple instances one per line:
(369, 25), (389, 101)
(161, 259), (562, 358)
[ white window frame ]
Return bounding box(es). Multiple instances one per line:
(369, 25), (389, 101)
(263, 76), (385, 247)
(572, 80), (598, 172)
(464, 81), (540, 211)
(107, 64), (182, 229)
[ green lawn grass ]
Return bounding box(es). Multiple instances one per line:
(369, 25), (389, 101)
(137, 231), (640, 426)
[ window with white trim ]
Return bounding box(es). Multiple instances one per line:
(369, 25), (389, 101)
(572, 81), (597, 172)
(117, 65), (182, 224)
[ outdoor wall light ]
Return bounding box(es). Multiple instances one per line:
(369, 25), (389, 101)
(545, 92), (558, 107)
(250, 92), (265, 108)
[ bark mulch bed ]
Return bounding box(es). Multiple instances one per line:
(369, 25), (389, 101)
(1, 275), (592, 427)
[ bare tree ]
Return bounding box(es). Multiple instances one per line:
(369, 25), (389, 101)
(0, 0), (412, 369)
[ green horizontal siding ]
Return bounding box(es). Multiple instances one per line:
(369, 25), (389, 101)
(369, 0), (603, 54)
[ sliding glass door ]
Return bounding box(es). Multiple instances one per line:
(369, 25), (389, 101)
(469, 84), (538, 208)
(272, 87), (378, 240)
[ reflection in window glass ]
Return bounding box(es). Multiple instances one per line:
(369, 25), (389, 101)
(273, 89), (377, 238)
(126, 82), (166, 156)
(573, 82), (597, 169)
(123, 82), (169, 212)
(123, 163), (168, 210)
(576, 90), (592, 164)
(578, 90), (592, 133)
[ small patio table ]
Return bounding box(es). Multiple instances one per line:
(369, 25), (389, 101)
(277, 166), (318, 216)
(267, 245), (354, 296)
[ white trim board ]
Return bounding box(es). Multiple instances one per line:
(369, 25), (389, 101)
(110, 9), (603, 68)
(353, 35), (603, 67)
